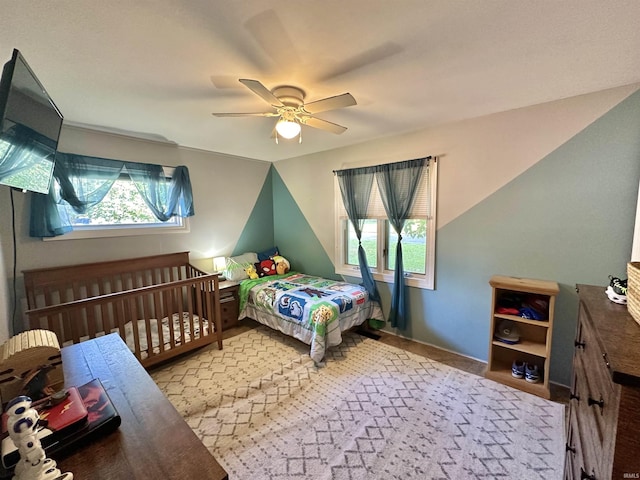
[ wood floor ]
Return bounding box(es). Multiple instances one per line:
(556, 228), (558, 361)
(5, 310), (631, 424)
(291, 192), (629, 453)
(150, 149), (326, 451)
(224, 318), (570, 405)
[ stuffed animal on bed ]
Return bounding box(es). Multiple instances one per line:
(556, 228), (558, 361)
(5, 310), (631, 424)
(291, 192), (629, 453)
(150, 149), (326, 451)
(256, 259), (277, 277)
(245, 264), (259, 279)
(271, 255), (290, 275)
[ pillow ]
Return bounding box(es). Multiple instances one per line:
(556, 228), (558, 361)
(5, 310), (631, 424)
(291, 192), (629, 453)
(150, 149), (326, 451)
(225, 252), (258, 281)
(257, 246), (279, 261)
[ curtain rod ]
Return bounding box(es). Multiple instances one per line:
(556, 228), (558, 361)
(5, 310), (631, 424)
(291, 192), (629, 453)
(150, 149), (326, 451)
(332, 155), (433, 174)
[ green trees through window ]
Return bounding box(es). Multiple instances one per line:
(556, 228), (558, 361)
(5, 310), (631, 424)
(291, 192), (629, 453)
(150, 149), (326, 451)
(63, 179), (178, 226)
(346, 219), (427, 274)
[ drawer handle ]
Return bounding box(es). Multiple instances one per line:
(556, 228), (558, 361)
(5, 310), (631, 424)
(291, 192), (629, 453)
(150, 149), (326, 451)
(565, 443), (576, 454)
(588, 395), (604, 412)
(580, 467), (596, 480)
(569, 391), (580, 402)
(602, 352), (610, 369)
(574, 340), (586, 349)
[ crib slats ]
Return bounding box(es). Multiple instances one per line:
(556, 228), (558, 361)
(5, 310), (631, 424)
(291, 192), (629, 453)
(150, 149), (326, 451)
(153, 291), (165, 354)
(128, 297), (142, 361)
(23, 253), (222, 369)
(98, 276), (112, 335)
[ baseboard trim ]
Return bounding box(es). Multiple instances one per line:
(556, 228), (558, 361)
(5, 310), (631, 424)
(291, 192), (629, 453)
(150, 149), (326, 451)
(379, 329), (487, 365)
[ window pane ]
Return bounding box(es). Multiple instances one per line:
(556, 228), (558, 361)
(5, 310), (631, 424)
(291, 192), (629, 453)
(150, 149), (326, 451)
(346, 219), (377, 268)
(63, 178), (178, 226)
(387, 220), (426, 274)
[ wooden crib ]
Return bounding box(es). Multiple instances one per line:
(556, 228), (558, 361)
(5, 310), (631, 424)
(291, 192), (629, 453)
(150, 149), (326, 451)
(22, 252), (222, 368)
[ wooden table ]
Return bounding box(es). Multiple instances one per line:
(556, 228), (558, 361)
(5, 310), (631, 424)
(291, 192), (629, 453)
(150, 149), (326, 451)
(56, 333), (228, 480)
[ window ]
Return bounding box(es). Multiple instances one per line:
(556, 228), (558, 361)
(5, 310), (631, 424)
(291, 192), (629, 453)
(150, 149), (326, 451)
(335, 158), (437, 289)
(47, 166), (188, 240)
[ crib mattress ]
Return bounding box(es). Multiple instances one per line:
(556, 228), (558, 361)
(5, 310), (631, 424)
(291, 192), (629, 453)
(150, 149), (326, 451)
(62, 313), (210, 358)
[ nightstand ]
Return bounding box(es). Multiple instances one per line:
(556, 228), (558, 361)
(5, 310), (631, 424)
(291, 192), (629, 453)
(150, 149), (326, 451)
(218, 280), (240, 330)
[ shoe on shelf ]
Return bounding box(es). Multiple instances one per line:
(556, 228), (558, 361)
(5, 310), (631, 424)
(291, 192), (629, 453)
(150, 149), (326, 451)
(511, 360), (525, 379)
(525, 363), (541, 384)
(606, 275), (627, 304)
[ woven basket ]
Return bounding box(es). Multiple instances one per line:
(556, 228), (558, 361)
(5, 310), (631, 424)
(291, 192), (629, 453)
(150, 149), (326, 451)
(627, 262), (640, 326)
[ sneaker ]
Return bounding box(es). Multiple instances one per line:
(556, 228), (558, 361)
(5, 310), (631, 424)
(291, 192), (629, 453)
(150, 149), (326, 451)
(525, 363), (541, 384)
(606, 276), (627, 304)
(511, 360), (525, 379)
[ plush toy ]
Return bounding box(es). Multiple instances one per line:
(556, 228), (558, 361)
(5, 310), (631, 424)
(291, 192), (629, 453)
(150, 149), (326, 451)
(271, 255), (290, 275)
(256, 259), (276, 277)
(245, 264), (259, 280)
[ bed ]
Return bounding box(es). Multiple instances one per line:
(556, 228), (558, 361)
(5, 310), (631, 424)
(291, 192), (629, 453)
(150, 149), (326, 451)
(238, 271), (384, 364)
(22, 252), (223, 368)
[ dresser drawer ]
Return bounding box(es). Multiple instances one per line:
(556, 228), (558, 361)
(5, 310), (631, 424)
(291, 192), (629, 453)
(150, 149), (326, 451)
(580, 320), (619, 439)
(569, 285), (640, 480)
(573, 314), (621, 479)
(568, 368), (605, 480)
(565, 393), (583, 479)
(576, 359), (614, 478)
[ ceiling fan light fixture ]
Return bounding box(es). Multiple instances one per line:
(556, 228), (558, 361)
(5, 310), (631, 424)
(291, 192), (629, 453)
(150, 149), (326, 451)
(275, 118), (301, 139)
(213, 79), (354, 142)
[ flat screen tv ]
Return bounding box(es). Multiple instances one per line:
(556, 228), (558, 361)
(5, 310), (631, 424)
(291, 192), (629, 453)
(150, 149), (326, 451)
(0, 49), (63, 194)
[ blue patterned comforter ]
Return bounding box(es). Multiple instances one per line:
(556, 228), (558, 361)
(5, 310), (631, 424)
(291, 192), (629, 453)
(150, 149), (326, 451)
(238, 273), (383, 363)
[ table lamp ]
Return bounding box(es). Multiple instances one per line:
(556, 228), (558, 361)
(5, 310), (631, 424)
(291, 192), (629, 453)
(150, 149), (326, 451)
(213, 256), (227, 281)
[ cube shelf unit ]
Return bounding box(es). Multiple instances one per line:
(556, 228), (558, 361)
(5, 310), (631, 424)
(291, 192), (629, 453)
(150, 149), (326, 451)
(485, 275), (559, 399)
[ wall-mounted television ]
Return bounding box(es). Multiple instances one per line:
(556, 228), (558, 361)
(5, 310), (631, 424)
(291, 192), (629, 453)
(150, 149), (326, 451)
(0, 49), (63, 194)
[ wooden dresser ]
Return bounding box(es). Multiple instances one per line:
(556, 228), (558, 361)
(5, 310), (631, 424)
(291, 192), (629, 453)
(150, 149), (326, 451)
(565, 285), (640, 479)
(57, 334), (228, 479)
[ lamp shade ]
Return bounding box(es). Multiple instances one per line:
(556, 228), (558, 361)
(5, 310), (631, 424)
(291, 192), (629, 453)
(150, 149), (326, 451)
(213, 256), (227, 273)
(275, 119), (301, 139)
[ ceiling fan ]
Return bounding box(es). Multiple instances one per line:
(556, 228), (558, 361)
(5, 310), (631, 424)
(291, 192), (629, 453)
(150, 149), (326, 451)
(212, 79), (356, 143)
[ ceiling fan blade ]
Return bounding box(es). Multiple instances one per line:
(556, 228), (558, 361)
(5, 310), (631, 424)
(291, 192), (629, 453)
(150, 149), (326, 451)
(239, 79), (284, 107)
(212, 112), (279, 117)
(210, 75), (246, 89)
(302, 116), (348, 135)
(303, 93), (357, 114)
(317, 42), (403, 82)
(244, 9), (302, 73)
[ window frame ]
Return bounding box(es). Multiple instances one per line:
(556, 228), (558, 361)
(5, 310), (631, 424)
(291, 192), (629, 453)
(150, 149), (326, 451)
(45, 165), (190, 241)
(334, 158), (437, 290)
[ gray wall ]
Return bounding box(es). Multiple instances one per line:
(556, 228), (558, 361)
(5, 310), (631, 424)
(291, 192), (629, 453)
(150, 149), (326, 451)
(0, 125), (270, 339)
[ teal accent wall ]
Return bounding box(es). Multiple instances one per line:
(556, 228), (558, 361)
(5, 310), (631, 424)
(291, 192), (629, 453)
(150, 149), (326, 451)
(232, 168), (275, 256)
(408, 89), (640, 385)
(272, 168), (341, 280)
(233, 166), (339, 279)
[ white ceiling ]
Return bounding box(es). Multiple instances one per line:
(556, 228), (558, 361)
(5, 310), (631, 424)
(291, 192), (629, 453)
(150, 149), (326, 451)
(2, 1), (640, 162)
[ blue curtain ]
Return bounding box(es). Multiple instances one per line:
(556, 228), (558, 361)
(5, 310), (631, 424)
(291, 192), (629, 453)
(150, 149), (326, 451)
(335, 166), (380, 303)
(56, 153), (125, 212)
(375, 157), (427, 329)
(29, 152), (195, 238)
(127, 163), (194, 221)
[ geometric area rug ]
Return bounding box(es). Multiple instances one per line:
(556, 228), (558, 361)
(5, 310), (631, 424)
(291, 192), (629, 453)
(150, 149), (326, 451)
(151, 326), (565, 480)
